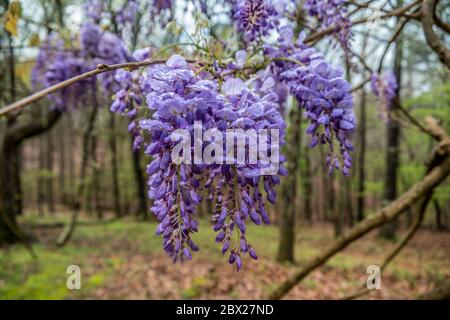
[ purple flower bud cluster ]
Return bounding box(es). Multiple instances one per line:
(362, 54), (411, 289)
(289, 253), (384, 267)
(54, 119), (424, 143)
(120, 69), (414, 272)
(32, 34), (94, 110)
(32, 21), (132, 110)
(116, 0), (140, 27)
(266, 30), (355, 176)
(134, 55), (285, 269)
(149, 0), (173, 22)
(232, 0), (279, 43)
(370, 71), (398, 119)
(111, 69), (145, 151)
(83, 0), (103, 22)
(304, 0), (352, 52)
(206, 75), (286, 271)
(139, 55), (222, 263)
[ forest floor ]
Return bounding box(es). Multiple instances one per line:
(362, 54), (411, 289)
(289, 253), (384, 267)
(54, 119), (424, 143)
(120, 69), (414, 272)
(0, 212), (449, 299)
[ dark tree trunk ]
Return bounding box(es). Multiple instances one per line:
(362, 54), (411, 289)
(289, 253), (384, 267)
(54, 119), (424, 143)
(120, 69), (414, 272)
(302, 144), (312, 225)
(434, 198), (443, 230)
(108, 112), (122, 217)
(67, 113), (75, 205)
(335, 178), (343, 237)
(356, 81), (367, 222)
(46, 126), (55, 213)
(131, 138), (148, 219)
(277, 106), (301, 263)
(91, 132), (103, 219)
(345, 178), (354, 227)
(58, 118), (66, 203)
(380, 4), (403, 239)
(38, 135), (45, 216)
(0, 110), (61, 244)
(328, 174), (336, 224)
(0, 139), (21, 243)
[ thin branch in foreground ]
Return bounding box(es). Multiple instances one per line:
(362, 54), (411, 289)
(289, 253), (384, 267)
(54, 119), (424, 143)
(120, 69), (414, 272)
(267, 117), (450, 300)
(0, 58), (199, 117)
(341, 190), (431, 300)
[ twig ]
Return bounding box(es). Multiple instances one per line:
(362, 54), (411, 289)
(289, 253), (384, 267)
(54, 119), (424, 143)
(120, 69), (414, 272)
(377, 17), (410, 73)
(0, 58), (200, 117)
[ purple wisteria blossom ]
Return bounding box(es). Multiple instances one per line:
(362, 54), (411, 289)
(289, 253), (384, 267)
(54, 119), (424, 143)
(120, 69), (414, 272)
(371, 71), (398, 119)
(232, 0), (279, 43)
(135, 55), (285, 269)
(304, 0), (352, 53)
(32, 34), (94, 110)
(265, 29), (355, 176)
(32, 20), (132, 110)
(116, 0), (140, 26)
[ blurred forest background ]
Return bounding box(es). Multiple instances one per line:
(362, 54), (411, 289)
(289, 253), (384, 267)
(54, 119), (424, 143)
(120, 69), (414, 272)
(0, 0), (449, 299)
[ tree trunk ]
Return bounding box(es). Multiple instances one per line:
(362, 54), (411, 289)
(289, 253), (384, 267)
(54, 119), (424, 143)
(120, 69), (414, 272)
(46, 126), (55, 213)
(0, 109), (61, 244)
(334, 178), (343, 237)
(380, 4), (403, 239)
(302, 144), (312, 225)
(131, 138), (148, 219)
(91, 131), (103, 219)
(67, 113), (75, 206)
(108, 112), (122, 217)
(0, 139), (21, 243)
(277, 106), (301, 263)
(356, 81), (367, 222)
(433, 198), (442, 230)
(38, 135), (45, 216)
(58, 117), (66, 203)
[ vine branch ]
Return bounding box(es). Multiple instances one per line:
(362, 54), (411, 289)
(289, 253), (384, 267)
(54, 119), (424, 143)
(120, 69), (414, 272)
(0, 58), (199, 117)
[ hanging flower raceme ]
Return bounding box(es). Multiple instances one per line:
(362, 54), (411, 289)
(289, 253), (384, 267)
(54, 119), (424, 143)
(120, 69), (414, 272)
(232, 0), (279, 43)
(32, 34), (94, 111)
(116, 0), (140, 27)
(370, 71), (398, 120)
(304, 0), (353, 53)
(205, 76), (286, 270)
(120, 55), (286, 269)
(265, 29), (355, 176)
(32, 21), (132, 111)
(137, 55), (223, 263)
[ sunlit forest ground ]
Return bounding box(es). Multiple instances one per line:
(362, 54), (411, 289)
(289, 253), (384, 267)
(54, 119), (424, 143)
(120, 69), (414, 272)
(1, 211), (449, 300)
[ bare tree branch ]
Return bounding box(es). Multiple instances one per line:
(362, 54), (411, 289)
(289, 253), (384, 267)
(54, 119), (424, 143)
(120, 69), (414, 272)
(267, 117), (450, 300)
(0, 59), (200, 117)
(305, 0), (423, 44)
(421, 0), (450, 68)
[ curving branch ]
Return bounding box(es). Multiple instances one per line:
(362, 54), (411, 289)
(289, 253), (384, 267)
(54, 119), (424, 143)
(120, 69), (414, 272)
(421, 0), (450, 68)
(342, 181), (431, 300)
(305, 0), (423, 44)
(0, 58), (200, 117)
(267, 117), (450, 300)
(433, 0), (450, 33)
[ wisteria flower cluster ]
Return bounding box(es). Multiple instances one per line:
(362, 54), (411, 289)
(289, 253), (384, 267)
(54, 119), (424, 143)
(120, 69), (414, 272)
(232, 0), (279, 43)
(131, 55), (286, 269)
(33, 19), (132, 110)
(32, 34), (94, 110)
(371, 71), (398, 119)
(265, 29), (355, 175)
(304, 0), (353, 53)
